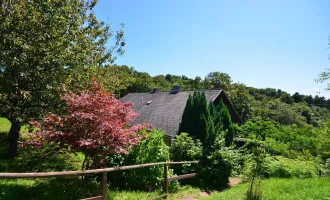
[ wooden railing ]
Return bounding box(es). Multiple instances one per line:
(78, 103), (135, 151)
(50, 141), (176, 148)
(0, 161), (200, 200)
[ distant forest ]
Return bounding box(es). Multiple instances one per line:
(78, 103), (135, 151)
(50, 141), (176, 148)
(103, 65), (330, 127)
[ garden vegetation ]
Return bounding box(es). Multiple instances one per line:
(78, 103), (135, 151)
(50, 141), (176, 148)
(1, 0), (330, 199)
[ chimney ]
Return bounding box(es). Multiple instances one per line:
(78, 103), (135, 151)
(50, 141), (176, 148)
(170, 85), (182, 94)
(152, 88), (159, 93)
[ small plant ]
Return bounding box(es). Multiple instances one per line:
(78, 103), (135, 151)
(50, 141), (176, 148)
(245, 139), (267, 200)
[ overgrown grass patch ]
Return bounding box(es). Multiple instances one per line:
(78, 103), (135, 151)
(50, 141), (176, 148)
(207, 178), (330, 200)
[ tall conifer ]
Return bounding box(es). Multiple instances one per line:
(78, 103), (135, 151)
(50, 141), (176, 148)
(179, 94), (193, 134)
(179, 92), (235, 146)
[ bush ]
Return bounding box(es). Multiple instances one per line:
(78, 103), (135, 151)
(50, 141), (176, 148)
(199, 134), (236, 189)
(171, 133), (202, 175)
(107, 129), (179, 191)
(265, 156), (319, 178)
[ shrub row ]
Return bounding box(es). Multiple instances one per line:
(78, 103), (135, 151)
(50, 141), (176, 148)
(264, 156), (319, 178)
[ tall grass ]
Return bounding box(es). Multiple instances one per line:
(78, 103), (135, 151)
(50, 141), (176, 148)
(207, 178), (330, 200)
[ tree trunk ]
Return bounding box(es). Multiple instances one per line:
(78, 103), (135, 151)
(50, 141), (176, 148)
(6, 121), (21, 159)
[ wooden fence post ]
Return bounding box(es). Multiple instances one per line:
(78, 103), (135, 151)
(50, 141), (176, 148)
(102, 172), (107, 200)
(163, 164), (168, 193)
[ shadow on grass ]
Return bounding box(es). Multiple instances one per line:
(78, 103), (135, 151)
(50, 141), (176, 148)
(0, 177), (102, 200)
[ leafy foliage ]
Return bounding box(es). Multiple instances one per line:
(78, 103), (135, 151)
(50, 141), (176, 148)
(265, 156), (319, 178)
(204, 72), (232, 90)
(0, 0), (125, 122)
(170, 133), (202, 175)
(199, 134), (237, 189)
(238, 118), (330, 161)
(107, 129), (178, 191)
(227, 83), (253, 122)
(0, 0), (126, 158)
(22, 82), (148, 169)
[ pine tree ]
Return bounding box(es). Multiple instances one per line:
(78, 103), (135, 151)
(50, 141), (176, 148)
(209, 101), (216, 116)
(218, 101), (234, 146)
(197, 91), (209, 141)
(179, 94), (193, 134)
(178, 92), (235, 146)
(217, 99), (226, 115)
(191, 91), (200, 137)
(179, 91), (210, 142)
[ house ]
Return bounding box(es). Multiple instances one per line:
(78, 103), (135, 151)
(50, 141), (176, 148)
(121, 86), (242, 142)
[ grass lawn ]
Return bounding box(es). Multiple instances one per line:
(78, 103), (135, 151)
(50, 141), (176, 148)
(0, 179), (205, 200)
(207, 178), (330, 200)
(0, 117), (30, 133)
(0, 118), (11, 132)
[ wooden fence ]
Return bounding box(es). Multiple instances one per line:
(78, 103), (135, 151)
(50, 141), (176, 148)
(0, 161), (200, 200)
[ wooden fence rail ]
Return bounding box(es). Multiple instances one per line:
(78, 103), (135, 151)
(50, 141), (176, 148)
(0, 161), (201, 200)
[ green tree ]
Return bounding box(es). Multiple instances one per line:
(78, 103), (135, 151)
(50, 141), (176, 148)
(218, 100), (234, 146)
(152, 75), (172, 91)
(279, 92), (294, 104)
(179, 92), (235, 147)
(179, 91), (209, 142)
(99, 65), (135, 97)
(0, 0), (125, 158)
(128, 72), (153, 92)
(192, 76), (203, 90)
(179, 94), (194, 135)
(228, 83), (253, 122)
(293, 92), (304, 103)
(204, 72), (232, 90)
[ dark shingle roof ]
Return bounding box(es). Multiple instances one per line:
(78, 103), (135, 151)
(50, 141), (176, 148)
(121, 90), (222, 137)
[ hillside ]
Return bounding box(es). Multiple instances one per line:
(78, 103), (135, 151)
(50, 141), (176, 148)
(104, 66), (330, 164)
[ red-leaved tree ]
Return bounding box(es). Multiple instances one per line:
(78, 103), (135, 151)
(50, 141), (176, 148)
(22, 81), (149, 169)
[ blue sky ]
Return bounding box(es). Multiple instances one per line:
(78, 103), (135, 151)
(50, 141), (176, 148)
(95, 0), (330, 97)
